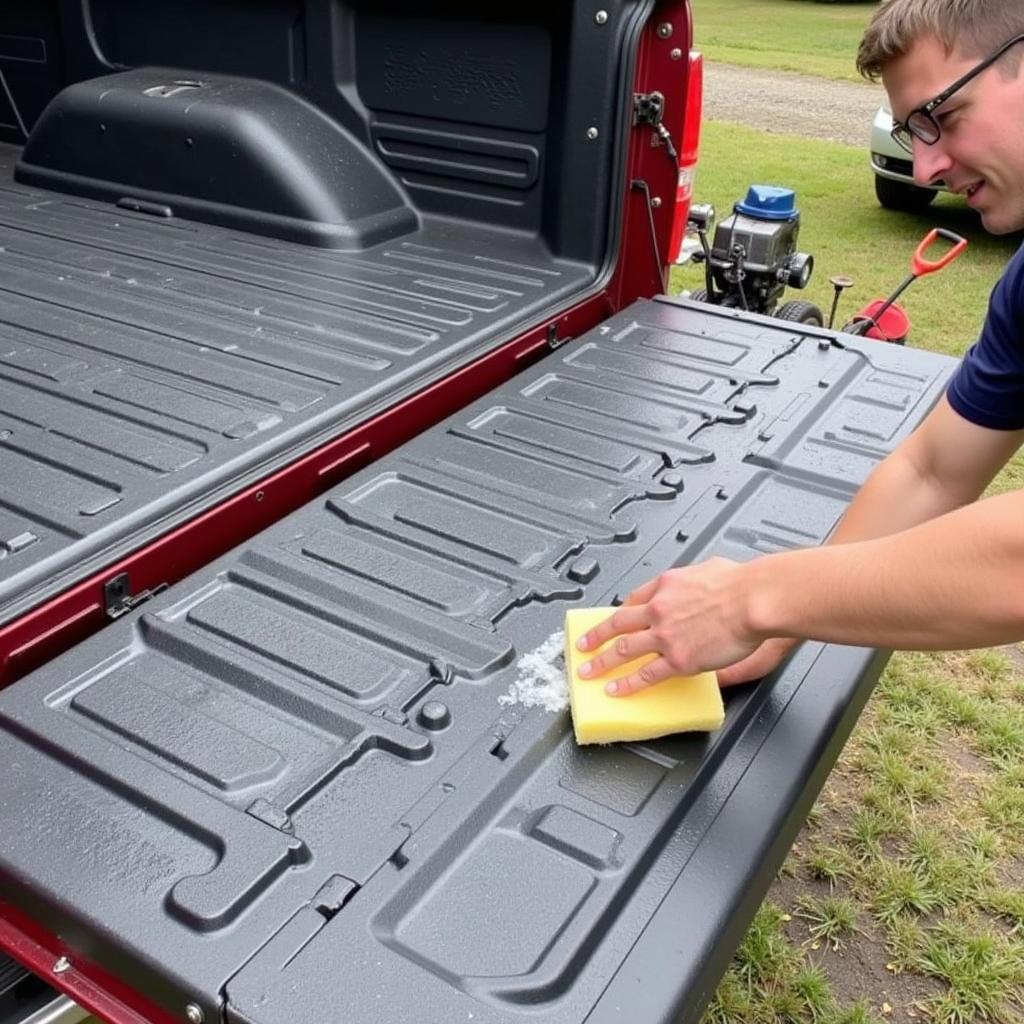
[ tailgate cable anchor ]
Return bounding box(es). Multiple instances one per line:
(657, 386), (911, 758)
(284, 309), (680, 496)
(547, 322), (570, 351)
(632, 91), (678, 163)
(103, 572), (168, 620)
(630, 178), (668, 292)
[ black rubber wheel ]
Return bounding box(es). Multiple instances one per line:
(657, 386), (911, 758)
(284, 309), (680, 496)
(690, 288), (710, 303)
(875, 174), (937, 212)
(776, 300), (825, 327)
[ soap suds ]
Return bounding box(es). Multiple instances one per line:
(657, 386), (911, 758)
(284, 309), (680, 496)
(498, 629), (569, 713)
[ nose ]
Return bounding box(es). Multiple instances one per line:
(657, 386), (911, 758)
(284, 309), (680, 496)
(912, 136), (952, 187)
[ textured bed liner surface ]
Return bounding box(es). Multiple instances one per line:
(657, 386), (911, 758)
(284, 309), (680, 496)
(0, 141), (591, 621)
(0, 297), (955, 1024)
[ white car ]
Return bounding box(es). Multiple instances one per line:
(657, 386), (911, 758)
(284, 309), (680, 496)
(870, 103), (949, 211)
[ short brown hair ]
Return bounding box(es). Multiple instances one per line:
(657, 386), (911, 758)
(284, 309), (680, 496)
(857, 0), (1024, 80)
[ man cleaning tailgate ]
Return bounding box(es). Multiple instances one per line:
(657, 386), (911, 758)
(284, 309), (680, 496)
(575, 0), (1024, 695)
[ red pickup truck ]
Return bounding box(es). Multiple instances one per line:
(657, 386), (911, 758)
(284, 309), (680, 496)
(0, 3), (955, 1023)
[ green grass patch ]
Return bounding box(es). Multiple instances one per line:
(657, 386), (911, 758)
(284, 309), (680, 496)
(795, 894), (860, 950)
(872, 861), (946, 924)
(806, 844), (857, 887)
(981, 769), (1024, 836)
(821, 1001), (886, 1024)
(704, 903), (838, 1023)
(845, 806), (899, 862)
(973, 706), (1024, 767)
(734, 901), (803, 984)
(912, 921), (1024, 1024)
(961, 825), (1002, 862)
(981, 888), (1024, 934)
(670, 122), (1019, 356)
(690, 0), (878, 82)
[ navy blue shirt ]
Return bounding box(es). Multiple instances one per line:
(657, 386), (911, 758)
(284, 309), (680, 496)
(947, 242), (1024, 431)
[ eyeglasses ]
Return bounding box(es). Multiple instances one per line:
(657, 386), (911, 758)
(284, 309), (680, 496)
(891, 33), (1024, 153)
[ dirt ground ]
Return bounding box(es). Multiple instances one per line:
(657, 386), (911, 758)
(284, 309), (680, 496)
(704, 62), (884, 145)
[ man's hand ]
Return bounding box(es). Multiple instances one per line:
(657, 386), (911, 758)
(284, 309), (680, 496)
(716, 636), (798, 687)
(574, 558), (766, 696)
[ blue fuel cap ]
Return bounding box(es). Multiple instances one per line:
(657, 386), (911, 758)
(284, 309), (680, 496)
(735, 185), (797, 220)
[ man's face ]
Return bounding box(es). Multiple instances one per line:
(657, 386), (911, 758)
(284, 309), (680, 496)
(883, 33), (1024, 234)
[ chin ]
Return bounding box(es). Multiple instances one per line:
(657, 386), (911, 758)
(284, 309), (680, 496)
(980, 210), (1021, 235)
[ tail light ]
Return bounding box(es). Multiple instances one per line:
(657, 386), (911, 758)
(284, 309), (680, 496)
(668, 50), (703, 263)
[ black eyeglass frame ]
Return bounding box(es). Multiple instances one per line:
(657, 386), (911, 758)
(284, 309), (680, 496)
(890, 33), (1024, 153)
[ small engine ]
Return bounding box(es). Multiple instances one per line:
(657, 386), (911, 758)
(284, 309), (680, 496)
(689, 185), (820, 323)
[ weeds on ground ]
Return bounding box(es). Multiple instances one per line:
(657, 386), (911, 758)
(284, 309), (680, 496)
(806, 845), (856, 888)
(702, 643), (1024, 1024)
(903, 919), (1024, 1024)
(795, 895), (860, 950)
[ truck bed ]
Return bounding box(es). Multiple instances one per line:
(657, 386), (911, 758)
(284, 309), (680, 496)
(0, 144), (592, 624)
(0, 0), (652, 649)
(0, 297), (955, 1024)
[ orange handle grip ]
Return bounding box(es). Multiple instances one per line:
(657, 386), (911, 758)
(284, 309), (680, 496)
(912, 228), (967, 276)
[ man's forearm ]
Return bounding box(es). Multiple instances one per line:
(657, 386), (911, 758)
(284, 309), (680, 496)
(747, 490), (1024, 650)
(827, 447), (971, 546)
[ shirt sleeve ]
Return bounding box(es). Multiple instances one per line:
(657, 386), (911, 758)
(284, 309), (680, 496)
(946, 243), (1024, 431)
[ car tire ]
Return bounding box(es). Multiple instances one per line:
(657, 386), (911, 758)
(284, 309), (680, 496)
(874, 174), (937, 212)
(776, 300), (824, 327)
(689, 288), (710, 302)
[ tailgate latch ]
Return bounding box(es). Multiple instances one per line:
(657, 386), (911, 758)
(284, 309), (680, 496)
(103, 572), (168, 620)
(633, 91), (678, 160)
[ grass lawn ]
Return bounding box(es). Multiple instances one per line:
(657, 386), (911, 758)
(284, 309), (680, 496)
(675, 123), (1024, 1024)
(690, 0), (877, 81)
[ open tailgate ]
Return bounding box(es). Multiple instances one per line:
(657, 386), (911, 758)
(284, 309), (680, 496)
(0, 297), (955, 1024)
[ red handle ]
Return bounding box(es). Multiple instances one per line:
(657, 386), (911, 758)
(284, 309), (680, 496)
(911, 228), (968, 276)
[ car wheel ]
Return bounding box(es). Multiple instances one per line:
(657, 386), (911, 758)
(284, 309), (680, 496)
(776, 300), (824, 327)
(875, 174), (937, 212)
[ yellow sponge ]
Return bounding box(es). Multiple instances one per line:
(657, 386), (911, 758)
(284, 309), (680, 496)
(564, 607), (725, 745)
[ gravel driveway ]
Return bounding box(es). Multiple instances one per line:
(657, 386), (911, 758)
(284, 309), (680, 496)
(704, 62), (885, 145)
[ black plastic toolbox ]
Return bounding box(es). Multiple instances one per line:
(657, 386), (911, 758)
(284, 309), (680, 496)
(0, 297), (956, 1024)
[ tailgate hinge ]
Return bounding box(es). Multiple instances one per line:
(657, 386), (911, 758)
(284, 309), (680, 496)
(103, 572), (168, 620)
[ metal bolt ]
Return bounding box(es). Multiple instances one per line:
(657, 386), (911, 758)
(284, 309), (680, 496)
(586, 126), (599, 140)
(670, 47), (683, 60)
(657, 22), (673, 38)
(185, 1004), (205, 1024)
(595, 10), (608, 24)
(52, 956), (71, 975)
(651, 196), (663, 208)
